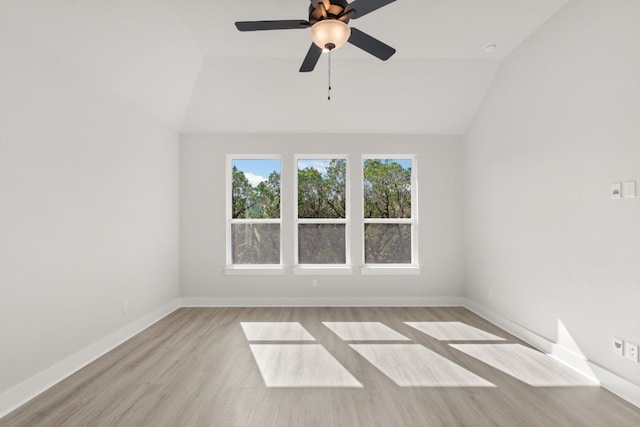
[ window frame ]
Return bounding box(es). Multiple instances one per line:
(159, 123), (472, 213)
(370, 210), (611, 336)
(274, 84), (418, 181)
(225, 154), (284, 273)
(293, 154), (351, 272)
(361, 154), (419, 274)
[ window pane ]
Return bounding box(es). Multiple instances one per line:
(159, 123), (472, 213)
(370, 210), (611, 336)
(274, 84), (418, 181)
(364, 224), (411, 264)
(298, 159), (346, 219)
(298, 224), (346, 264)
(363, 159), (411, 219)
(232, 159), (281, 219)
(232, 224), (280, 264)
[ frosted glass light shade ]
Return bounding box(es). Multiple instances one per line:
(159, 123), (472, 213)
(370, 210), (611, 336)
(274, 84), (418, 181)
(310, 20), (351, 50)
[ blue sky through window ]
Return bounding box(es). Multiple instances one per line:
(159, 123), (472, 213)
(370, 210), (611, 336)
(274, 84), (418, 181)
(297, 159), (332, 176)
(233, 159), (280, 187)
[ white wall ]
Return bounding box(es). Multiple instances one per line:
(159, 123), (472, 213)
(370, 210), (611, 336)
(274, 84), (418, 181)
(180, 133), (464, 305)
(0, 22), (180, 397)
(0, 0), (204, 130)
(464, 0), (640, 387)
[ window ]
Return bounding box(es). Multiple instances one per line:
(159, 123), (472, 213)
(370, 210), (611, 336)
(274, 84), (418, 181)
(225, 154), (417, 274)
(295, 157), (349, 266)
(227, 157), (281, 267)
(363, 157), (416, 266)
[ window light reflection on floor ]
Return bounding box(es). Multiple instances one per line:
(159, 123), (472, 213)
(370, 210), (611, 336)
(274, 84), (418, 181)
(351, 344), (495, 387)
(405, 321), (505, 341)
(450, 343), (598, 387)
(249, 344), (363, 388)
(241, 322), (596, 390)
(240, 322), (316, 341)
(323, 322), (411, 341)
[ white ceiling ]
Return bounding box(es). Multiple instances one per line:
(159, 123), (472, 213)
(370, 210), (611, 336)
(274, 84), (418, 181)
(1, 0), (569, 134)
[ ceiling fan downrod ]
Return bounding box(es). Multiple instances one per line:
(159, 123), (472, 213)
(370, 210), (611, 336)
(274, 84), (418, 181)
(328, 47), (332, 100)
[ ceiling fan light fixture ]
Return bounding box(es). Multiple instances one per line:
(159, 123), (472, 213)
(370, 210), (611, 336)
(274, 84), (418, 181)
(310, 19), (351, 50)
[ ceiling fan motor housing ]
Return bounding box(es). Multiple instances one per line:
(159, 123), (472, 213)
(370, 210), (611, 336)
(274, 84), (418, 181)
(309, 0), (351, 24)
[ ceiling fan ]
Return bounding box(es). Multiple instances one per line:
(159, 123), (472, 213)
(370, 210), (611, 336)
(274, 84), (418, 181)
(235, 0), (397, 72)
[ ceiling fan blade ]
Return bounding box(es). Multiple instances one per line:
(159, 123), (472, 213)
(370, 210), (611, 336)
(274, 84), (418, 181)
(235, 20), (310, 31)
(300, 43), (323, 72)
(348, 27), (395, 60)
(345, 0), (396, 19)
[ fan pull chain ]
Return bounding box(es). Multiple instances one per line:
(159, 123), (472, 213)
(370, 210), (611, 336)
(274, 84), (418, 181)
(328, 49), (332, 101)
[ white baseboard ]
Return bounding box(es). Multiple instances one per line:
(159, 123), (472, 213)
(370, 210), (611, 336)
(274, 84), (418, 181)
(464, 299), (640, 409)
(588, 363), (640, 409)
(180, 296), (466, 307)
(0, 299), (181, 419)
(463, 299), (553, 353)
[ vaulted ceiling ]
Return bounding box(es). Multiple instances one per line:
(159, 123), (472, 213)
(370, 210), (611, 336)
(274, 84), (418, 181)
(1, 0), (569, 133)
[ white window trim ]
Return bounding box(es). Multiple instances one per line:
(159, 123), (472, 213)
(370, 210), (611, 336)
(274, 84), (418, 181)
(293, 154), (351, 270)
(225, 154), (284, 273)
(361, 154), (419, 269)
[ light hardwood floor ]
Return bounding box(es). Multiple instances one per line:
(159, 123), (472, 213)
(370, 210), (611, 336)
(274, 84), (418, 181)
(2, 307), (639, 426)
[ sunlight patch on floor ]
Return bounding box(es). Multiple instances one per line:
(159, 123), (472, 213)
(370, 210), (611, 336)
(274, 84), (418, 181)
(451, 343), (598, 387)
(323, 322), (411, 341)
(350, 344), (495, 387)
(405, 321), (505, 341)
(241, 322), (316, 341)
(249, 344), (363, 388)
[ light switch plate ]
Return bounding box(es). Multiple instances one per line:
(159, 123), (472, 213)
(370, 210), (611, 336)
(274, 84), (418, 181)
(613, 337), (624, 356)
(611, 183), (622, 199)
(625, 342), (639, 362)
(623, 181), (636, 198)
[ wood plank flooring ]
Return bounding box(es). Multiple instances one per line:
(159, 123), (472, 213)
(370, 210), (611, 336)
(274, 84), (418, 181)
(1, 307), (639, 426)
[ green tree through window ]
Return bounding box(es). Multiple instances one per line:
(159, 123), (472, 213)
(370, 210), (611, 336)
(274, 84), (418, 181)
(363, 159), (413, 264)
(296, 158), (347, 264)
(232, 166), (280, 219)
(230, 159), (281, 264)
(298, 159), (346, 219)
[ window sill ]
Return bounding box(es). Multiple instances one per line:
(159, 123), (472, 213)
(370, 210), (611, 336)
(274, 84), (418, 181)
(224, 266), (285, 275)
(292, 266), (353, 276)
(360, 265), (421, 275)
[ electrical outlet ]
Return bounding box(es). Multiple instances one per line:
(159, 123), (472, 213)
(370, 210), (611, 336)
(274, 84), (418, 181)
(623, 181), (636, 198)
(613, 337), (624, 356)
(625, 342), (639, 363)
(122, 300), (129, 314)
(312, 279), (318, 287)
